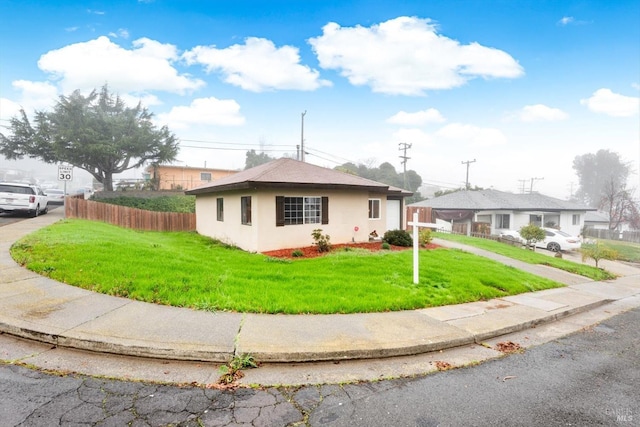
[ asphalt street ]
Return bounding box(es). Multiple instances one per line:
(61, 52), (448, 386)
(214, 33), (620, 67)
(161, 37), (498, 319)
(1, 307), (637, 426)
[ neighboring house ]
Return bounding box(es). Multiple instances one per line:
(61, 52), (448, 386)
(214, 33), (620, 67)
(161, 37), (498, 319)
(185, 158), (412, 252)
(407, 189), (595, 237)
(146, 165), (238, 191)
(583, 211), (611, 231)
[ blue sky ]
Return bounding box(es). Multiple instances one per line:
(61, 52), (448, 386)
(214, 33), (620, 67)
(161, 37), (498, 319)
(1, 0), (639, 198)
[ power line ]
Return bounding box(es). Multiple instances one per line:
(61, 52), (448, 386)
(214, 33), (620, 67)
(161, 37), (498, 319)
(180, 144), (294, 153)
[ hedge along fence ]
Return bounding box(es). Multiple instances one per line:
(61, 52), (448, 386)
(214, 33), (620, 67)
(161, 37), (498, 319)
(65, 197), (196, 232)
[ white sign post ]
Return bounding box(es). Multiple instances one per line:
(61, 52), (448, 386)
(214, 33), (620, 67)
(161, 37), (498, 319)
(57, 165), (73, 217)
(407, 212), (440, 284)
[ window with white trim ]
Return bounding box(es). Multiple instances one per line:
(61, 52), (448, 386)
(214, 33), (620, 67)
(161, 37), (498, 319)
(572, 214), (580, 225)
(284, 196), (321, 225)
(201, 172), (212, 181)
(368, 199), (381, 219)
(276, 196), (328, 226)
(496, 214), (510, 229)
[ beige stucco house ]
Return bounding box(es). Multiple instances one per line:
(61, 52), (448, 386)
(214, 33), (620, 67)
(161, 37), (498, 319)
(186, 158), (412, 252)
(147, 164), (238, 191)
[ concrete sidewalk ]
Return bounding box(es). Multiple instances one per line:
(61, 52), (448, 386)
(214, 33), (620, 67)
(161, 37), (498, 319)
(1, 208), (639, 365)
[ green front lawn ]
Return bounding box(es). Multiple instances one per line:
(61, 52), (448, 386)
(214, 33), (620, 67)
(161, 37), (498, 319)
(595, 239), (640, 263)
(433, 232), (616, 281)
(10, 219), (567, 314)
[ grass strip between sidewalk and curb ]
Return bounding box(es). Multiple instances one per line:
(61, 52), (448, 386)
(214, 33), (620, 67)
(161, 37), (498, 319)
(10, 219), (571, 314)
(433, 232), (616, 281)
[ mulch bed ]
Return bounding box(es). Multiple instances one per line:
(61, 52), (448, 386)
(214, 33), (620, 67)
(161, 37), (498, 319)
(262, 241), (440, 259)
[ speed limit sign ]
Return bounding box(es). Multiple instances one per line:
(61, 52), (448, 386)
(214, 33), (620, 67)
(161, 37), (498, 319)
(58, 165), (73, 181)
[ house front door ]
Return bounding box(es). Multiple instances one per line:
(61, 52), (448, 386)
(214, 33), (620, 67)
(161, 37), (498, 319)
(386, 199), (400, 230)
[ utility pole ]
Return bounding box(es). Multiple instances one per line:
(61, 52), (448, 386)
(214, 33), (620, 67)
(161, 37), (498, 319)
(461, 159), (476, 190)
(518, 179), (527, 194)
(300, 111), (306, 162)
(529, 177), (544, 193)
(398, 143), (412, 189)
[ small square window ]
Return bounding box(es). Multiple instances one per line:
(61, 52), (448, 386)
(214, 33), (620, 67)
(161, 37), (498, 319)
(201, 172), (212, 181)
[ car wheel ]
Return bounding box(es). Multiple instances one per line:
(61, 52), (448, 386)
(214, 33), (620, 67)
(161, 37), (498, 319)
(31, 205), (40, 217)
(42, 205), (48, 214)
(547, 242), (561, 252)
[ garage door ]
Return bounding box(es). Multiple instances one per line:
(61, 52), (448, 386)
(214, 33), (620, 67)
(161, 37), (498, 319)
(386, 199), (400, 230)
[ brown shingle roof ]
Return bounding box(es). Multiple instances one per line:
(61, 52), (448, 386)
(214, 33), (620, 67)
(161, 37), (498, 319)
(185, 158), (412, 195)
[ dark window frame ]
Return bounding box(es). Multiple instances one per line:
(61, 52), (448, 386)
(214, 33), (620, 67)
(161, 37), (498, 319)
(241, 196), (252, 225)
(216, 197), (224, 221)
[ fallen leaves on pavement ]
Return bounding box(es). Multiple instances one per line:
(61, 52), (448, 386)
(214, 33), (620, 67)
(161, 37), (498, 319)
(496, 341), (522, 353)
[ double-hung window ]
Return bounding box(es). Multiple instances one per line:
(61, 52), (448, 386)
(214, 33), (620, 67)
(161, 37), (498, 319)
(572, 214), (580, 225)
(496, 214), (510, 229)
(368, 199), (381, 219)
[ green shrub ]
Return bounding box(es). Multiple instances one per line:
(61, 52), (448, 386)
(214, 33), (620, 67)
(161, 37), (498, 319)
(383, 229), (413, 247)
(581, 242), (618, 268)
(419, 228), (433, 246)
(90, 194), (195, 213)
(311, 229), (331, 253)
(291, 249), (304, 258)
(381, 242), (391, 250)
(519, 224), (545, 250)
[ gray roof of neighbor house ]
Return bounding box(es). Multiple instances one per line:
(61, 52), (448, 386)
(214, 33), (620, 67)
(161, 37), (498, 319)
(408, 189), (595, 212)
(185, 158), (412, 196)
(584, 211), (610, 223)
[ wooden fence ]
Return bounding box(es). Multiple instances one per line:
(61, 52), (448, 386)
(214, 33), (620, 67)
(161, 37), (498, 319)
(583, 228), (640, 244)
(65, 197), (196, 232)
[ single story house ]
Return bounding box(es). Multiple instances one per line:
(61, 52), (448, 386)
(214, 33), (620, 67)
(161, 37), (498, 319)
(185, 158), (412, 252)
(407, 189), (596, 237)
(583, 211), (611, 230)
(146, 164), (238, 191)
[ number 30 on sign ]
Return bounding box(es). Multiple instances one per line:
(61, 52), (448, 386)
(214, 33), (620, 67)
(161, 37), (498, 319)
(58, 166), (73, 181)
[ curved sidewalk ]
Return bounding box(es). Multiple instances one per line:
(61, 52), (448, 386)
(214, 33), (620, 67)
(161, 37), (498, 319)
(1, 209), (639, 364)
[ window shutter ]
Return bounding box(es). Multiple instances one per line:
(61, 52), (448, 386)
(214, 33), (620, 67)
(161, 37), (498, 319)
(276, 196), (285, 226)
(321, 196), (329, 224)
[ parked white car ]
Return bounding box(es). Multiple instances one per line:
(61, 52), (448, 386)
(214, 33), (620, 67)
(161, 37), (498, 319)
(500, 228), (581, 252)
(0, 182), (49, 217)
(44, 188), (66, 205)
(540, 227), (581, 252)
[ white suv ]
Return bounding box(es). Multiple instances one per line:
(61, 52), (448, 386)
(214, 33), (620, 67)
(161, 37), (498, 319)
(0, 182), (49, 217)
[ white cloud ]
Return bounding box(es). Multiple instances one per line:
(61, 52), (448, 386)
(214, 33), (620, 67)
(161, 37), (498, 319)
(632, 83), (640, 90)
(387, 108), (445, 125)
(308, 16), (524, 96)
(580, 88), (640, 117)
(558, 16), (574, 26)
(108, 28), (130, 39)
(37, 36), (204, 95)
(519, 104), (568, 122)
(391, 128), (434, 146)
(436, 123), (507, 147)
(183, 37), (332, 92)
(156, 97), (245, 129)
(0, 98), (22, 122)
(0, 80), (59, 119)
